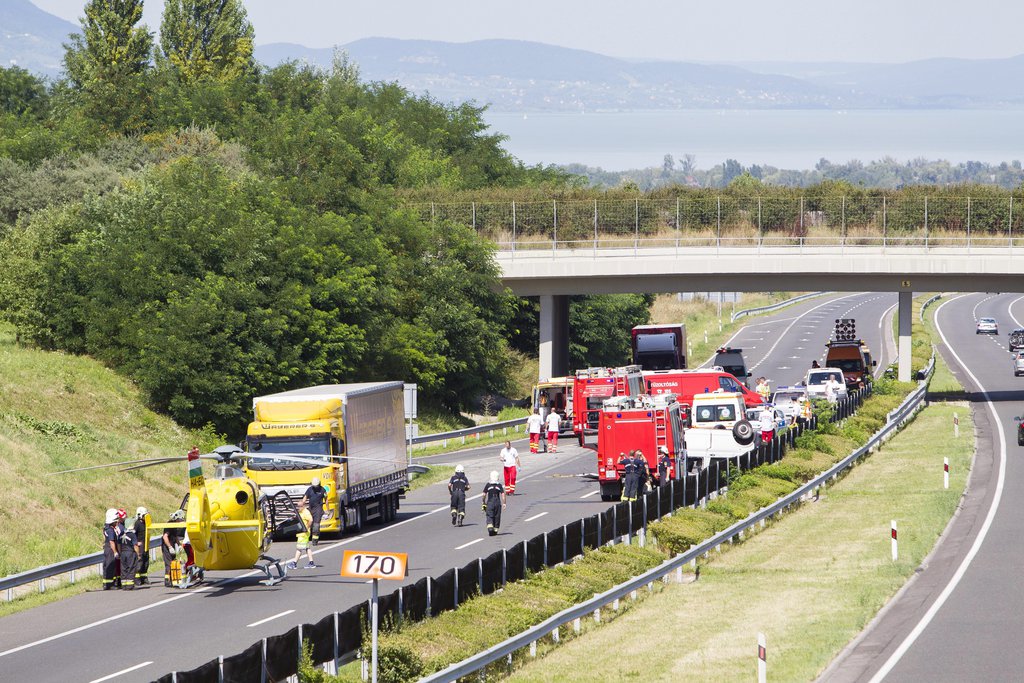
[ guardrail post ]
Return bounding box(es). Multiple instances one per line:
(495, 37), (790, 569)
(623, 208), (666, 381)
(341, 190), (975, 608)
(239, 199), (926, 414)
(39, 578), (45, 593)
(530, 640), (537, 657)
(573, 617), (581, 634)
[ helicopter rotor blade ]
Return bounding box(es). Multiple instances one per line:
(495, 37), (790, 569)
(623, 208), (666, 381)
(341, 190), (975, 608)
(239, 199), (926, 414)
(49, 456), (192, 475)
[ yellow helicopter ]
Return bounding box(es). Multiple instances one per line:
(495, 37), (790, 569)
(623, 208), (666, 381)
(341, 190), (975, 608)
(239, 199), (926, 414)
(58, 445), (331, 588)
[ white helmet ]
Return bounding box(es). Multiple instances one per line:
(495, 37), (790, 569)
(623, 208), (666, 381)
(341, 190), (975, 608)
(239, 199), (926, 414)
(170, 509), (185, 522)
(489, 470), (499, 483)
(136, 506), (148, 518)
(455, 465), (465, 473)
(105, 508), (118, 524)
(311, 477), (321, 486)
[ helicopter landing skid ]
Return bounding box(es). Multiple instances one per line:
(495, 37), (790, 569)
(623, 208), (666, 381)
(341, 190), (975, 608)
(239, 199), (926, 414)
(255, 554), (286, 586)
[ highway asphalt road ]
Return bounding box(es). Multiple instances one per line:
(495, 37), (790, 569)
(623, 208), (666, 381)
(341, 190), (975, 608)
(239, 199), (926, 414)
(0, 292), (897, 682)
(823, 293), (1024, 682)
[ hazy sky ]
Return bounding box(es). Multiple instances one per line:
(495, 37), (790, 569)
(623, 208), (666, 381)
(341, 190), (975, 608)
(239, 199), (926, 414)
(32, 0), (1024, 64)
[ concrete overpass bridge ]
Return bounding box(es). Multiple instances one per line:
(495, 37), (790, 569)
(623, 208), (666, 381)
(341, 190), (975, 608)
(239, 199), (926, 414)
(497, 244), (1024, 382)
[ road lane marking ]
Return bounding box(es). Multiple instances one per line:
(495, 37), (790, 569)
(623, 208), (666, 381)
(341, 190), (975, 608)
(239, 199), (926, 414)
(868, 294), (1007, 682)
(750, 293), (861, 372)
(88, 662), (153, 683)
(246, 610), (295, 628)
(524, 512), (549, 522)
(455, 539), (483, 551)
(580, 490), (601, 499)
(0, 450), (582, 659)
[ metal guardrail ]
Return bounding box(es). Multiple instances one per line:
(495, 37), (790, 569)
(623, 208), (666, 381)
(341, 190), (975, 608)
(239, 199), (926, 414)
(730, 291), (829, 323)
(920, 293), (943, 323)
(0, 535), (164, 600)
(420, 366), (933, 682)
(410, 416), (529, 446)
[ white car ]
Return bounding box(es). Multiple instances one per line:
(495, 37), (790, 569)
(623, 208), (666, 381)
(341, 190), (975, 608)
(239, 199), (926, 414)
(1014, 351), (1024, 377)
(770, 386), (808, 423)
(805, 368), (848, 403)
(977, 317), (998, 335)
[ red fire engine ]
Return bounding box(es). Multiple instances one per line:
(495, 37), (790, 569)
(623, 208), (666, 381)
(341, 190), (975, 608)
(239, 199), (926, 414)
(595, 394), (689, 501)
(573, 365), (645, 447)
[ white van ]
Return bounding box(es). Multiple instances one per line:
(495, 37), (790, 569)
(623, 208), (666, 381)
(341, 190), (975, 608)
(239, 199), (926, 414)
(805, 367), (848, 403)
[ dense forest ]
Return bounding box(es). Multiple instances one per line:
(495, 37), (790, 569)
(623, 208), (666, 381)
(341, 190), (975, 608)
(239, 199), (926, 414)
(0, 0), (655, 435)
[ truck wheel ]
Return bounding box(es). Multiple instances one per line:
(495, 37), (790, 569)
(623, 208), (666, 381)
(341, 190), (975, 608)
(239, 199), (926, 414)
(600, 483), (620, 502)
(733, 419), (754, 445)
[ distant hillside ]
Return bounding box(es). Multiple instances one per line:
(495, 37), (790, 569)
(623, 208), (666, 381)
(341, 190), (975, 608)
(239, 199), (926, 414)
(0, 0), (77, 77)
(256, 38), (1024, 111)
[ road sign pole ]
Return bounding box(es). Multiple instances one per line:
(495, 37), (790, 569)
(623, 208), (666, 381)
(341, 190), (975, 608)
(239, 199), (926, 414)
(371, 577), (379, 683)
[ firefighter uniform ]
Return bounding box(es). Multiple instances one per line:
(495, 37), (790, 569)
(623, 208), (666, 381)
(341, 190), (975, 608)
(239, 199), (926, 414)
(482, 479), (505, 536)
(161, 514), (184, 587)
(303, 479), (327, 545)
(102, 520), (121, 590)
(620, 454), (639, 502)
(634, 452), (650, 494)
(119, 526), (140, 589)
(133, 510), (150, 584)
(448, 469), (470, 526)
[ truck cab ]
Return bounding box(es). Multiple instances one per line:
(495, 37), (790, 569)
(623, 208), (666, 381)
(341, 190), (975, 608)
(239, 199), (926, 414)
(712, 347), (752, 389)
(573, 365), (645, 446)
(631, 324), (687, 370)
(824, 341), (874, 390)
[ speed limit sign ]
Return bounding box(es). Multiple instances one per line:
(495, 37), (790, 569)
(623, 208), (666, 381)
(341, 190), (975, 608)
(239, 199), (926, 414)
(341, 550), (408, 581)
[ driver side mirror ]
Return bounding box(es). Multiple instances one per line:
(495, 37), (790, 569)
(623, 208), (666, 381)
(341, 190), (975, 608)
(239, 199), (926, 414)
(871, 360), (877, 367)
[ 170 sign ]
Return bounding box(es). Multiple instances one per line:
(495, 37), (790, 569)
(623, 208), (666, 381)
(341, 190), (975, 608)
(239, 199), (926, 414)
(341, 550), (408, 581)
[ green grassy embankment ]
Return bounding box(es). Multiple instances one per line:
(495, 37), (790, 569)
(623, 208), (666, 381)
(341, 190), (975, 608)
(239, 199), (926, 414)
(0, 324), (220, 609)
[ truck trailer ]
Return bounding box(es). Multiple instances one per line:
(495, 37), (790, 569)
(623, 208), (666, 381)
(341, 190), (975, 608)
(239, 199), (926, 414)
(245, 382), (407, 535)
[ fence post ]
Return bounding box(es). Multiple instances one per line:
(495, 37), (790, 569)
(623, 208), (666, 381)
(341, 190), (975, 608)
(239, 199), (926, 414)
(426, 576), (432, 617)
(511, 200), (517, 252)
(717, 196), (722, 246)
(563, 525), (567, 562)
(925, 196), (929, 247)
(634, 198), (640, 254)
(502, 548), (507, 586)
(471, 201), (476, 230)
(841, 195), (846, 246)
(544, 530), (549, 567)
(262, 638), (268, 683)
(454, 568), (459, 608)
(333, 613), (340, 675)
(553, 199), (558, 251)
(478, 558), (484, 594)
(883, 195), (887, 247)
(757, 196), (762, 247)
(1009, 196), (1014, 247)
(800, 195), (804, 234)
(967, 196), (971, 249)
(593, 199), (598, 252)
(523, 540), (528, 577)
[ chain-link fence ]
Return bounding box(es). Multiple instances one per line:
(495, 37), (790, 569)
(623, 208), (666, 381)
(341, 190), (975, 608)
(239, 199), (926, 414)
(412, 196), (1024, 250)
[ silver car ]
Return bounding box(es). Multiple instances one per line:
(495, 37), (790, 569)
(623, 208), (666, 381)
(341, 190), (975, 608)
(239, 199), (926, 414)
(1014, 351), (1024, 377)
(977, 317), (998, 335)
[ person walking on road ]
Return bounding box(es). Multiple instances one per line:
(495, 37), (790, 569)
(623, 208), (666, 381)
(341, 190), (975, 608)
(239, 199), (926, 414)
(482, 471), (507, 536)
(301, 477), (327, 546)
(499, 440), (521, 495)
(526, 409), (544, 453)
(161, 509), (185, 587)
(133, 507), (151, 585)
(287, 501), (317, 570)
(620, 451), (639, 502)
(448, 465), (470, 526)
(102, 508), (121, 590)
(544, 409), (561, 453)
(758, 405), (776, 444)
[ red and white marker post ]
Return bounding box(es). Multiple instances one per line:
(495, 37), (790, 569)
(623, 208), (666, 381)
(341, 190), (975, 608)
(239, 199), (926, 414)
(757, 632), (767, 683)
(891, 520), (898, 561)
(943, 457), (949, 490)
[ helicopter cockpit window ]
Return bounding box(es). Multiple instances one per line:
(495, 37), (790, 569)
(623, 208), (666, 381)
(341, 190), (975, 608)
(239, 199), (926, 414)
(245, 437), (330, 470)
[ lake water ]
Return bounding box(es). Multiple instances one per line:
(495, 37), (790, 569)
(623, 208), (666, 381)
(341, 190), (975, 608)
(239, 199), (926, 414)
(483, 109), (1024, 171)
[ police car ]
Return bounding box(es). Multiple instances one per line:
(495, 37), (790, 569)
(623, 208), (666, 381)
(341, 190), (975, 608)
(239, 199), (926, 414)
(746, 404), (789, 435)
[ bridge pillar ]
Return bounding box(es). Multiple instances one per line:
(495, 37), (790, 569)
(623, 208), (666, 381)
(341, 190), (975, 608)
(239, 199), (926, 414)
(898, 291), (912, 382)
(539, 295), (569, 379)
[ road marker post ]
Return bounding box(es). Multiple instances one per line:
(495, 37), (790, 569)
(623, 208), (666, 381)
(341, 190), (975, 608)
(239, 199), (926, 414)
(891, 520), (898, 561)
(944, 457), (949, 490)
(341, 550), (409, 683)
(757, 632), (767, 683)
(954, 412), (959, 438)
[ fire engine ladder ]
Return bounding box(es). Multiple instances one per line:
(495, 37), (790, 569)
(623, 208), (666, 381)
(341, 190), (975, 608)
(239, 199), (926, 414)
(614, 374), (629, 395)
(653, 409), (669, 450)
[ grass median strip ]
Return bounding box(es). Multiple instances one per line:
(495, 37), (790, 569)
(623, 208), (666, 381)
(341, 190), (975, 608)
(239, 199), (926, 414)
(508, 403), (972, 681)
